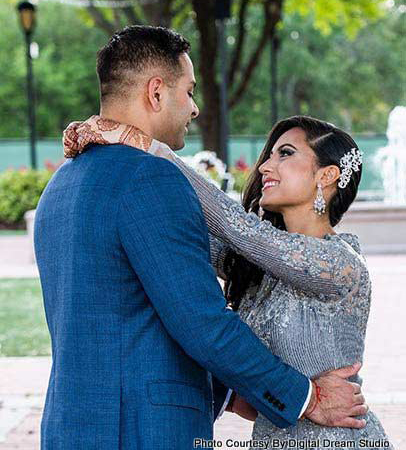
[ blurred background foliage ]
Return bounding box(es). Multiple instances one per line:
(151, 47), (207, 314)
(0, 0), (404, 142)
(231, 4), (405, 134)
(0, 169), (52, 226)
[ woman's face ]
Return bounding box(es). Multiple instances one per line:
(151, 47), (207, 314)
(258, 127), (319, 213)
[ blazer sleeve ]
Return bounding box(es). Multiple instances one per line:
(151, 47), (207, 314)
(211, 376), (229, 420)
(118, 155), (309, 428)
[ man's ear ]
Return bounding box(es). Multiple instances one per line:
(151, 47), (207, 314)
(147, 76), (164, 112)
(317, 165), (341, 188)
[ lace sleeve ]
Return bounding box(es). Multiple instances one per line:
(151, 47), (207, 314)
(209, 235), (229, 280)
(171, 154), (363, 299)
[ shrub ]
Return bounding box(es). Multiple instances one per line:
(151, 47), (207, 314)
(229, 157), (251, 193)
(229, 167), (250, 193)
(0, 169), (53, 227)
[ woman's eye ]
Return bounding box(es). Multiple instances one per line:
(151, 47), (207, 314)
(279, 148), (293, 157)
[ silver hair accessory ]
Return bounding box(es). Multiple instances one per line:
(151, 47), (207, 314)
(338, 148), (363, 189)
(313, 183), (326, 215)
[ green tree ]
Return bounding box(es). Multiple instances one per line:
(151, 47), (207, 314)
(1, 0), (403, 145)
(230, 1), (406, 134)
(0, 1), (106, 137)
(79, 0), (386, 153)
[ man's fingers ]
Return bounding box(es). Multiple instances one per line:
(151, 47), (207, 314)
(349, 404), (369, 416)
(330, 362), (362, 379)
(350, 382), (361, 394)
(353, 393), (365, 405)
(337, 417), (367, 429)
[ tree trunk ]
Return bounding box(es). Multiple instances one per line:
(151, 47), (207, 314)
(192, 0), (222, 154)
(85, 0), (281, 159)
(143, 0), (174, 27)
(198, 86), (222, 153)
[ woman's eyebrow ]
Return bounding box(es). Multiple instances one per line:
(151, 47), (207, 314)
(273, 143), (298, 152)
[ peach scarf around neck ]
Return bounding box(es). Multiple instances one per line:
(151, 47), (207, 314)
(63, 115), (168, 158)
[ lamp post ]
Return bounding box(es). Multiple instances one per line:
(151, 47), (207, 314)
(215, 0), (231, 173)
(17, 1), (37, 170)
(270, 34), (280, 125)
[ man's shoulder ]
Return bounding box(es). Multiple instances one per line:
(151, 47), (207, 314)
(134, 153), (185, 179)
(102, 146), (189, 186)
(58, 144), (190, 198)
(84, 143), (149, 163)
(116, 151), (198, 203)
(86, 143), (182, 175)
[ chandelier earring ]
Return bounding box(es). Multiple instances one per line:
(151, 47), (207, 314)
(313, 183), (326, 215)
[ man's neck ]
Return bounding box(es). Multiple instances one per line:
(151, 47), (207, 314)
(99, 105), (153, 137)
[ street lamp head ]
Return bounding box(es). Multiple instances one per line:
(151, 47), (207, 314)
(17, 1), (36, 35)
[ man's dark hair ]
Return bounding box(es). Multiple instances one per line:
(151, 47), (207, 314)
(96, 25), (191, 101)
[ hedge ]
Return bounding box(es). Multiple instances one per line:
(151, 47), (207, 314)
(0, 169), (53, 227)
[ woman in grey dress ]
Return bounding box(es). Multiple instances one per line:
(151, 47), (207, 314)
(150, 116), (393, 449)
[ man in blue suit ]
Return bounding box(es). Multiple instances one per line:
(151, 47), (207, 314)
(34, 26), (366, 449)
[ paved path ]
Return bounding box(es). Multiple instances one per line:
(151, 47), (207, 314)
(0, 235), (405, 448)
(0, 236), (37, 279)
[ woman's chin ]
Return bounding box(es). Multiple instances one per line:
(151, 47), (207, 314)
(260, 200), (282, 213)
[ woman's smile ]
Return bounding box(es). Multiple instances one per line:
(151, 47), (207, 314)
(262, 179), (280, 191)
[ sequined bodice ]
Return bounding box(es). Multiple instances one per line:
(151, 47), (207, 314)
(237, 235), (370, 381)
(171, 155), (393, 449)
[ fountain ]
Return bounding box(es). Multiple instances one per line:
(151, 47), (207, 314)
(336, 106), (406, 253)
(375, 106), (406, 205)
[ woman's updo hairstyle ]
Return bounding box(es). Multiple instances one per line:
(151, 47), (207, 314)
(224, 115), (362, 311)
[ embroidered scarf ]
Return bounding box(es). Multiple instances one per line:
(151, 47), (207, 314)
(63, 115), (170, 158)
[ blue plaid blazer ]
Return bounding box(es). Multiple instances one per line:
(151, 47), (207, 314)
(34, 144), (308, 449)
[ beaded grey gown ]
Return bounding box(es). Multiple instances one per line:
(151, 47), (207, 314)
(169, 155), (393, 449)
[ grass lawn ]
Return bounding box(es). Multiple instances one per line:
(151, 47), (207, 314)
(0, 278), (50, 356)
(0, 230), (27, 235)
